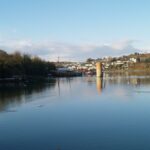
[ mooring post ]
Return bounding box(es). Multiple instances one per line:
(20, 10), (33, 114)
(96, 62), (103, 78)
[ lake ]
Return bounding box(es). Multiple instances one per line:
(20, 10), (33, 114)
(1, 75), (150, 150)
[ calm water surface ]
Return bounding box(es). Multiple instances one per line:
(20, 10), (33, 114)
(1, 76), (150, 150)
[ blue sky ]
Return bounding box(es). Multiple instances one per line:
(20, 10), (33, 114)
(0, 0), (150, 61)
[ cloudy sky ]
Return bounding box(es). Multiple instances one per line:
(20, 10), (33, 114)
(0, 0), (150, 61)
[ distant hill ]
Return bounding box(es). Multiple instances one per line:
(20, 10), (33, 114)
(0, 49), (7, 55)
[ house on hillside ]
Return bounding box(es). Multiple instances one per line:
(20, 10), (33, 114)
(130, 58), (137, 63)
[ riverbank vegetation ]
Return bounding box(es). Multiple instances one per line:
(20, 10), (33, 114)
(0, 50), (56, 79)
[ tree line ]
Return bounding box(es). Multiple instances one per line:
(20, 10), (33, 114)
(0, 50), (56, 78)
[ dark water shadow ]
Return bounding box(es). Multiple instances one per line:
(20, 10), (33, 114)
(0, 79), (56, 112)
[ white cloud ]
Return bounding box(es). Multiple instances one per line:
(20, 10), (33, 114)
(111, 40), (136, 50)
(0, 39), (143, 61)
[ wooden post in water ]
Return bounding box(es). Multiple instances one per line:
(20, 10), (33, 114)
(96, 62), (103, 78)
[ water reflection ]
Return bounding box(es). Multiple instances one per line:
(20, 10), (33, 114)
(56, 78), (73, 96)
(1, 76), (150, 111)
(103, 76), (150, 87)
(0, 79), (56, 111)
(96, 77), (103, 94)
(96, 75), (150, 97)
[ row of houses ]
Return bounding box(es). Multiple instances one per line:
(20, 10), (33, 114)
(104, 58), (137, 70)
(63, 57), (137, 72)
(55, 53), (150, 73)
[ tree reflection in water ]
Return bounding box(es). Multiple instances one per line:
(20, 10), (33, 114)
(0, 79), (56, 111)
(1, 75), (150, 112)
